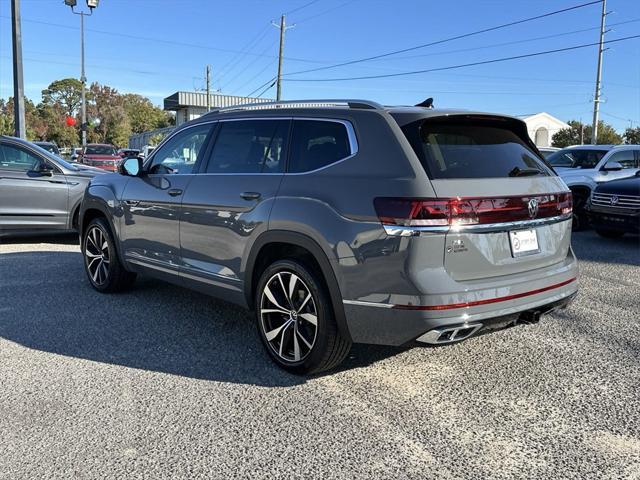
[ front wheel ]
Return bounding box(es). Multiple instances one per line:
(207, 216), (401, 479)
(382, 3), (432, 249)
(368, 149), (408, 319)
(255, 259), (351, 374)
(82, 217), (136, 292)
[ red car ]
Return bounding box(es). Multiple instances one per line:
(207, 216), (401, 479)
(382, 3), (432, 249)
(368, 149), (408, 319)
(80, 144), (120, 171)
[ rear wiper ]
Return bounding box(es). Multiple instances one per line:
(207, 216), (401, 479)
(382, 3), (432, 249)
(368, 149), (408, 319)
(508, 167), (543, 177)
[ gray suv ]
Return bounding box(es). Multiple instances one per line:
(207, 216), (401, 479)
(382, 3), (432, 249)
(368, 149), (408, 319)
(80, 100), (579, 374)
(0, 136), (104, 236)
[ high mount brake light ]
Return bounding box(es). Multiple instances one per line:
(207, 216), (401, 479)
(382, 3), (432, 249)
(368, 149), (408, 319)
(374, 193), (572, 228)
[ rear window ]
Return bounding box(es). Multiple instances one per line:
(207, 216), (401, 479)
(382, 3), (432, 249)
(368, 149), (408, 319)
(400, 119), (550, 179)
(547, 149), (608, 168)
(288, 120), (352, 173)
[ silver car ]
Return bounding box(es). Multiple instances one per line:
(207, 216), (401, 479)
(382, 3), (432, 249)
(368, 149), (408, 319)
(80, 100), (579, 374)
(0, 136), (105, 236)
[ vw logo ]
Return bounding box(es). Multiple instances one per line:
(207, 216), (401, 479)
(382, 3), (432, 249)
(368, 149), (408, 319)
(528, 198), (539, 219)
(610, 195), (619, 206)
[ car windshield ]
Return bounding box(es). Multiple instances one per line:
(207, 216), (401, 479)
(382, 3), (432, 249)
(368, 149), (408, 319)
(547, 149), (608, 168)
(85, 145), (116, 155)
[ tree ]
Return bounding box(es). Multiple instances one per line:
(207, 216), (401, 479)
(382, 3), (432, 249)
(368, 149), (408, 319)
(122, 93), (174, 134)
(87, 82), (131, 147)
(42, 78), (84, 117)
(624, 127), (640, 144)
(552, 120), (622, 147)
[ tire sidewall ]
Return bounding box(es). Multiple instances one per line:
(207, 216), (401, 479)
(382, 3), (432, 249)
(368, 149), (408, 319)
(82, 217), (118, 292)
(255, 259), (333, 374)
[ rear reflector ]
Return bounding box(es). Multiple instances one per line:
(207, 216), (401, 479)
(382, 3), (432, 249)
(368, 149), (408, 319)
(374, 192), (572, 227)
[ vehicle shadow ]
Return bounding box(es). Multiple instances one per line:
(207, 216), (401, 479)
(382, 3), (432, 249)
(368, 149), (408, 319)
(0, 250), (401, 386)
(0, 232), (79, 246)
(572, 230), (640, 266)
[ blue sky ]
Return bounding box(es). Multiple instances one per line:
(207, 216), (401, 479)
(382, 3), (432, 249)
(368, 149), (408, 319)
(1, 0), (639, 131)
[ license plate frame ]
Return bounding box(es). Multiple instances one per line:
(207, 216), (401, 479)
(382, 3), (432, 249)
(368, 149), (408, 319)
(508, 229), (540, 258)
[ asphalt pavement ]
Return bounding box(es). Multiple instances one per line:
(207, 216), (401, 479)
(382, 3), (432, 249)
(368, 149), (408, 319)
(0, 231), (639, 479)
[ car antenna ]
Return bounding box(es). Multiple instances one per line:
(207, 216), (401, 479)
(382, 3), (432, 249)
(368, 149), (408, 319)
(415, 97), (434, 109)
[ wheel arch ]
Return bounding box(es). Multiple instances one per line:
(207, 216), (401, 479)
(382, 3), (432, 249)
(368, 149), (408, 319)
(245, 230), (352, 342)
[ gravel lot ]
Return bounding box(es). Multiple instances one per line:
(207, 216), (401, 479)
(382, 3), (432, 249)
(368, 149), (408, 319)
(0, 231), (638, 479)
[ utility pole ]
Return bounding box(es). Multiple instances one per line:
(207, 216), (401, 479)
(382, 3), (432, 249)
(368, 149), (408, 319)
(11, 0), (26, 139)
(80, 11), (87, 148)
(206, 65), (211, 111)
(591, 0), (607, 145)
(272, 15), (294, 101)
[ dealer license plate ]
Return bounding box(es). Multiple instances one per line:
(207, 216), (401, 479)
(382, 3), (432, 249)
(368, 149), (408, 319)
(509, 229), (540, 257)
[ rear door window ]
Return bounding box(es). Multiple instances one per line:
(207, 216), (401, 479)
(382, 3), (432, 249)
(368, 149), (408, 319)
(607, 150), (638, 169)
(547, 149), (608, 168)
(399, 118), (550, 179)
(205, 120), (289, 174)
(288, 120), (353, 173)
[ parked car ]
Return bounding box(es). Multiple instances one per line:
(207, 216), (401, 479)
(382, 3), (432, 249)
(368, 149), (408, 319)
(586, 171), (640, 237)
(33, 141), (60, 156)
(118, 148), (140, 159)
(80, 99), (578, 374)
(538, 146), (559, 159)
(547, 144), (640, 229)
(0, 136), (105, 236)
(80, 143), (120, 171)
(71, 147), (83, 161)
(140, 145), (155, 158)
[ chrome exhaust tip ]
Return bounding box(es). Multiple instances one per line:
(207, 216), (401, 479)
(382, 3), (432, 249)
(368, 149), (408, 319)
(416, 323), (483, 345)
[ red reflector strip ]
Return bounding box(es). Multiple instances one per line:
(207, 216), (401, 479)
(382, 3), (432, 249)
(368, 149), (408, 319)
(393, 277), (577, 311)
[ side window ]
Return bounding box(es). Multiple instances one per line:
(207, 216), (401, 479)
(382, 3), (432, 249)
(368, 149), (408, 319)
(607, 150), (638, 169)
(148, 124), (212, 175)
(0, 144), (42, 172)
(205, 120), (289, 174)
(288, 120), (353, 173)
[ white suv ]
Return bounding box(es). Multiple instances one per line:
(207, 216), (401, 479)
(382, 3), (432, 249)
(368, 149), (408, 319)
(547, 144), (640, 229)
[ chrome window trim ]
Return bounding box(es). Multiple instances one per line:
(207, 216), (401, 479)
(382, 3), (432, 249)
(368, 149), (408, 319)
(383, 214), (572, 237)
(343, 299), (394, 309)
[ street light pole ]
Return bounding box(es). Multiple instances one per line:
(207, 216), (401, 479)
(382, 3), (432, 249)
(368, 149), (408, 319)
(66, 1), (98, 149)
(80, 11), (87, 148)
(11, 0), (26, 139)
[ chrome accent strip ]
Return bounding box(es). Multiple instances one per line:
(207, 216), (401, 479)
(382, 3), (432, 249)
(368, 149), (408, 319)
(383, 214), (572, 236)
(416, 323), (483, 345)
(212, 99), (384, 113)
(343, 299), (394, 309)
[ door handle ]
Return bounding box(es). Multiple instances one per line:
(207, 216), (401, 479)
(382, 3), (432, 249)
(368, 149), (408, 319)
(240, 192), (261, 201)
(168, 188), (183, 197)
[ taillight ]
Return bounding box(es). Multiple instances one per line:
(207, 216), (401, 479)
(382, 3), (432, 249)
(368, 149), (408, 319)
(375, 192), (573, 228)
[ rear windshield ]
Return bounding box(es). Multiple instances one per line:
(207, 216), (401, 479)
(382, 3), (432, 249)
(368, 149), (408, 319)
(546, 148), (608, 169)
(399, 118), (550, 179)
(85, 145), (116, 155)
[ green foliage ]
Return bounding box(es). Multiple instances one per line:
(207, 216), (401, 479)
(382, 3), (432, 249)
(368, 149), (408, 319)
(42, 78), (84, 117)
(552, 120), (623, 147)
(624, 127), (640, 145)
(2, 79), (171, 148)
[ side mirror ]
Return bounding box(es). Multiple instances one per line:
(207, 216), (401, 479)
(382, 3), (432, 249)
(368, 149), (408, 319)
(119, 157), (143, 176)
(33, 161), (54, 176)
(602, 161), (623, 171)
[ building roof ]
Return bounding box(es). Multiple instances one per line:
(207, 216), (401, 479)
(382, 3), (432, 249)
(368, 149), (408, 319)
(163, 91), (274, 111)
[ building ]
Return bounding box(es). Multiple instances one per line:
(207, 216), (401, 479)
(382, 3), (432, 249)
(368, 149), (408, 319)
(519, 112), (570, 147)
(164, 91), (274, 126)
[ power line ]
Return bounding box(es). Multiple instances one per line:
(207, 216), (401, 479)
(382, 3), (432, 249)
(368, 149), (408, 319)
(284, 35), (640, 82)
(231, 58), (278, 96)
(285, 0), (321, 16)
(256, 81), (276, 98)
(216, 25), (271, 81)
(284, 0), (604, 76)
(247, 77), (277, 97)
(294, 0), (359, 24)
(220, 37), (278, 91)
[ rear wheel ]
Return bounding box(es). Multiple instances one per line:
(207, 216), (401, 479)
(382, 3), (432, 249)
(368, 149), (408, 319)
(571, 190), (589, 231)
(255, 259), (351, 374)
(82, 217), (136, 292)
(596, 229), (625, 238)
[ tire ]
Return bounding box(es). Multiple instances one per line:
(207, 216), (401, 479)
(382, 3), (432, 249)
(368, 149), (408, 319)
(255, 259), (351, 375)
(82, 217), (136, 293)
(571, 191), (589, 231)
(596, 229), (625, 238)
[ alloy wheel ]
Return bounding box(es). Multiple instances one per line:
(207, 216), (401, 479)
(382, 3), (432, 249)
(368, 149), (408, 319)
(84, 226), (110, 286)
(260, 271), (318, 363)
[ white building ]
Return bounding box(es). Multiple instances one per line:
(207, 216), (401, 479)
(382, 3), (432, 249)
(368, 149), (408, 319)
(519, 112), (570, 147)
(164, 91), (274, 126)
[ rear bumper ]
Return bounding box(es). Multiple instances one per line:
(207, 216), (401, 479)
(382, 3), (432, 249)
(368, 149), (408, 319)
(342, 250), (579, 346)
